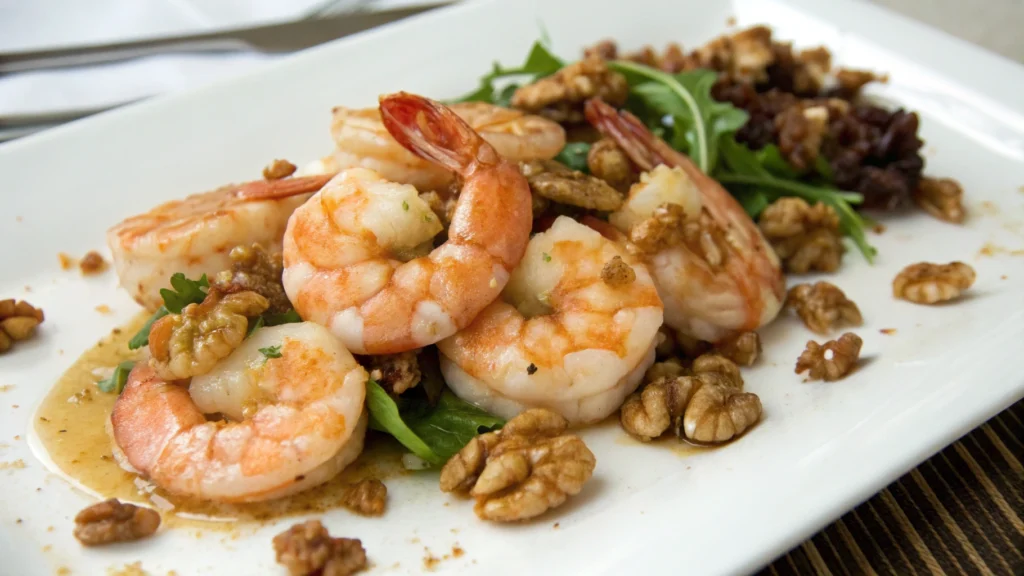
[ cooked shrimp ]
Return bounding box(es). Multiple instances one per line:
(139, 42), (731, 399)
(283, 93), (533, 355)
(586, 99), (784, 342)
(323, 102), (566, 191)
(108, 176), (330, 311)
(437, 216), (664, 425)
(110, 322), (367, 503)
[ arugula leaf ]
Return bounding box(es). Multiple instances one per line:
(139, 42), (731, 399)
(245, 316), (265, 339)
(555, 142), (591, 172)
(97, 361), (136, 394)
(159, 273), (209, 314)
(451, 41), (564, 104)
(365, 380), (505, 465)
(128, 306), (168, 350)
(755, 145), (800, 179)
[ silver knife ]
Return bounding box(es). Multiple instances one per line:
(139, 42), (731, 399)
(0, 3), (451, 74)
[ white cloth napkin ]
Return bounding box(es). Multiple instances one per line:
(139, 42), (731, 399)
(0, 0), (432, 117)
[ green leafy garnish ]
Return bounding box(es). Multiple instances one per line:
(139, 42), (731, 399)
(258, 345), (282, 360)
(451, 41), (564, 104)
(402, 200), (409, 211)
(542, 252), (552, 262)
(554, 142), (591, 172)
(263, 309), (302, 326)
(245, 316), (265, 338)
(160, 273), (209, 314)
(128, 307), (168, 350)
(366, 379), (504, 465)
(97, 361), (136, 394)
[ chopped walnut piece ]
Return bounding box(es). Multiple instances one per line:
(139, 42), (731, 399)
(893, 262), (976, 304)
(148, 290), (269, 380)
(263, 159), (298, 181)
(644, 358), (687, 384)
(795, 332), (862, 382)
(914, 177), (965, 224)
(440, 409), (596, 522)
(511, 58), (628, 123)
(758, 197), (844, 273)
(341, 479), (387, 517)
(519, 159), (623, 212)
(210, 243), (291, 314)
(775, 105), (828, 171)
(364, 351), (421, 395)
(630, 202), (687, 254)
(600, 256), (636, 287)
(620, 372), (761, 443)
(833, 68), (886, 98)
(73, 499), (160, 546)
(273, 520), (367, 576)
(583, 39), (618, 61)
(714, 332), (761, 366)
(0, 299), (44, 354)
(689, 26), (775, 83)
(786, 282), (863, 335)
(692, 354), (743, 388)
(587, 139), (636, 193)
(79, 251), (107, 275)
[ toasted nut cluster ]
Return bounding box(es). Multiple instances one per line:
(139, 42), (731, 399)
(148, 290), (269, 380)
(913, 177), (965, 224)
(758, 197), (844, 273)
(211, 243), (291, 314)
(273, 520), (367, 576)
(775, 105), (829, 172)
(795, 332), (862, 381)
(79, 250), (107, 275)
(600, 256), (636, 287)
(419, 191), (458, 227)
(263, 159), (297, 181)
(714, 331), (762, 366)
(893, 262), (976, 304)
(621, 372), (761, 444)
(511, 58), (629, 123)
(587, 139), (636, 193)
(341, 479), (387, 517)
(73, 499), (160, 546)
(787, 282), (863, 335)
(519, 159), (623, 212)
(364, 351), (421, 395)
(630, 203), (687, 254)
(0, 299), (44, 354)
(440, 409), (596, 522)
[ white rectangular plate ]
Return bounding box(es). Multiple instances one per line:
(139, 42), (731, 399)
(2, 0), (1023, 574)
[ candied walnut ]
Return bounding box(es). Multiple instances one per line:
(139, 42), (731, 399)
(796, 332), (862, 381)
(914, 177), (965, 224)
(893, 262), (976, 304)
(714, 331), (761, 366)
(793, 47), (831, 94)
(519, 159), (623, 211)
(644, 358), (687, 384)
(787, 281), (863, 335)
(620, 372), (761, 443)
(148, 290), (268, 380)
(364, 351), (421, 395)
(440, 409), (596, 522)
(600, 256), (636, 287)
(263, 159), (297, 181)
(758, 197), (844, 273)
(630, 203), (687, 254)
(692, 353), (743, 388)
(79, 251), (107, 275)
(341, 479), (387, 517)
(583, 39), (618, 61)
(211, 243), (291, 314)
(833, 68), (886, 99)
(587, 139), (636, 193)
(0, 299), (44, 354)
(273, 520), (367, 576)
(621, 43), (691, 73)
(775, 105), (828, 171)
(689, 26), (775, 83)
(73, 499), (160, 546)
(511, 58), (628, 123)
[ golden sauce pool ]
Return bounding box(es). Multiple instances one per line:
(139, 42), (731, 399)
(34, 312), (408, 529)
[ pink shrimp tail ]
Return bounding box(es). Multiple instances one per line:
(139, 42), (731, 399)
(379, 92), (490, 173)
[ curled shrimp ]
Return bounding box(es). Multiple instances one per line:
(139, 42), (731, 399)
(437, 216), (664, 425)
(301, 102), (566, 191)
(110, 322), (367, 502)
(282, 93), (533, 354)
(585, 99), (784, 342)
(108, 175), (330, 311)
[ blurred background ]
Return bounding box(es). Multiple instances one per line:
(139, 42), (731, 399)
(1, 0), (1022, 142)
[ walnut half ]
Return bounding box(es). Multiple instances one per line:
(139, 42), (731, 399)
(341, 479), (387, 517)
(786, 281), (863, 335)
(440, 409), (596, 522)
(0, 299), (44, 354)
(273, 520), (367, 576)
(758, 197), (844, 274)
(913, 177), (965, 224)
(73, 499), (160, 546)
(795, 332), (862, 381)
(511, 57), (628, 124)
(893, 261), (975, 304)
